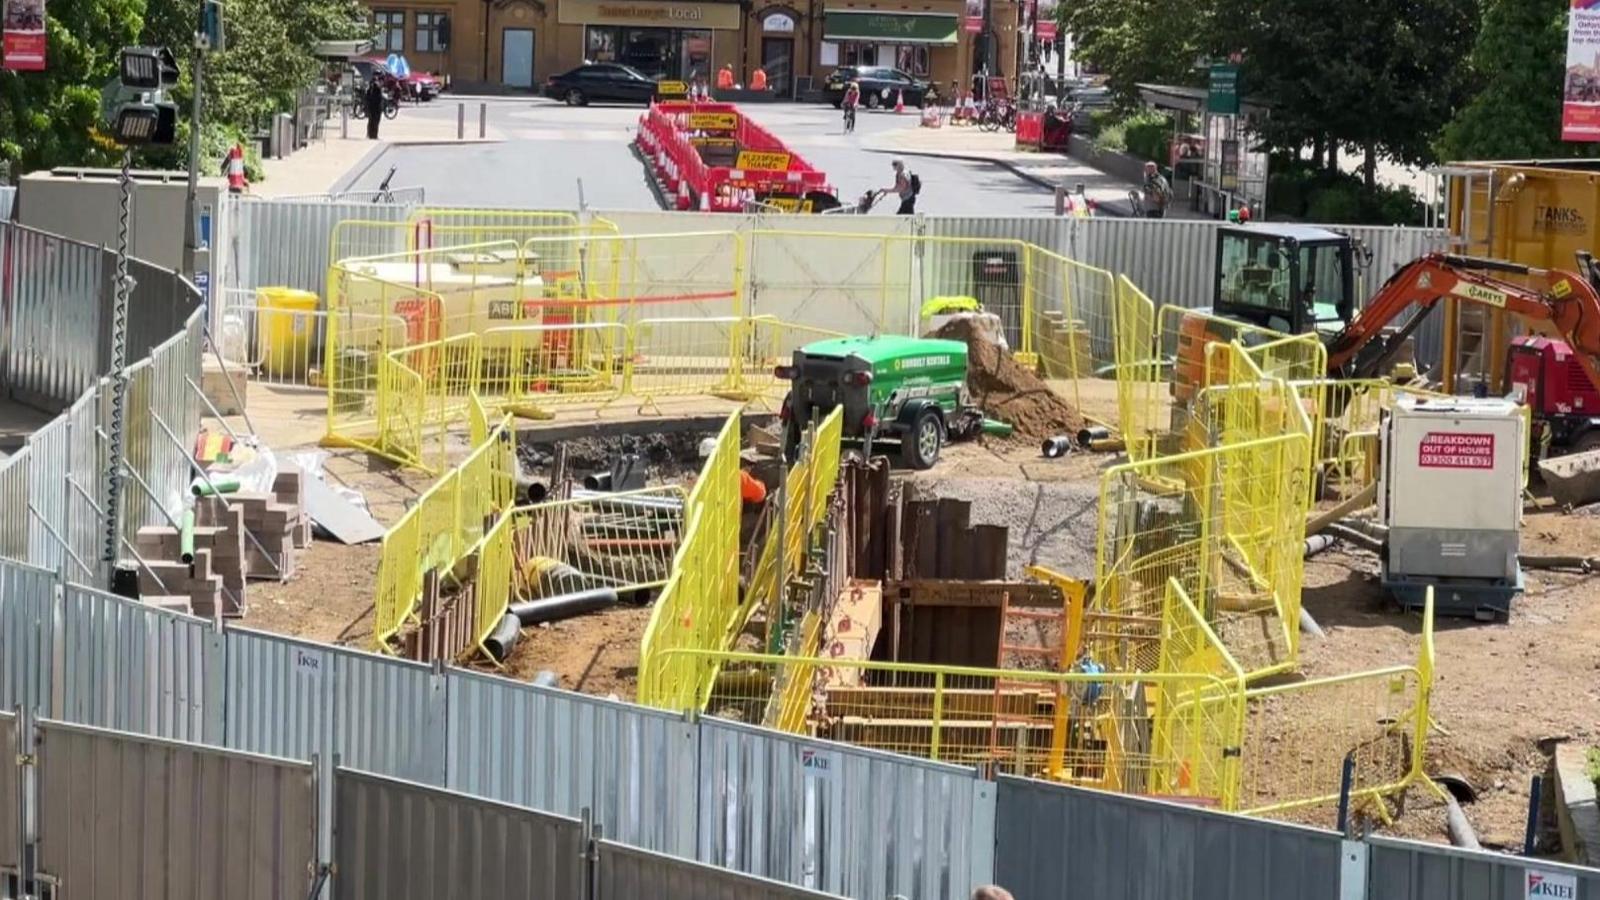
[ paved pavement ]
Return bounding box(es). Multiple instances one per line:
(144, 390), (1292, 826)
(328, 97), (1129, 215)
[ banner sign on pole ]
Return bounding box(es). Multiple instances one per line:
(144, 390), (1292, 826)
(1035, 0), (1057, 40)
(1563, 0), (1600, 141)
(964, 0), (983, 34)
(2, 0), (46, 71)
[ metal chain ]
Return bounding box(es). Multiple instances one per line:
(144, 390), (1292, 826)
(104, 148), (133, 566)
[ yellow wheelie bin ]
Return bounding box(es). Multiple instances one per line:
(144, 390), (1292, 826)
(256, 287), (319, 378)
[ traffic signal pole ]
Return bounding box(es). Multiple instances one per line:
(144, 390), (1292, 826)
(181, 48), (204, 279)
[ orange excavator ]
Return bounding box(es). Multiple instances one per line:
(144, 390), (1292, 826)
(1176, 224), (1600, 448)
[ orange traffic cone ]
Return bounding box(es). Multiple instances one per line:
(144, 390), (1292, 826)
(894, 89), (905, 113)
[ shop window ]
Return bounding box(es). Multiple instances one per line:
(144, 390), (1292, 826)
(587, 26), (618, 63)
(415, 12), (447, 52)
(373, 10), (405, 52)
(841, 42), (878, 66)
(893, 45), (930, 77)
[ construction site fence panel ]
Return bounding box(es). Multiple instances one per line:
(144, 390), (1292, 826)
(0, 711), (16, 874)
(597, 840), (847, 900)
(697, 715), (997, 899)
(334, 767), (588, 900)
(33, 718), (318, 900)
(992, 775), (1345, 900)
(445, 668), (698, 859)
(0, 561), (1590, 898)
(0, 305), (203, 589)
(59, 583), (224, 745)
(1363, 835), (1600, 900)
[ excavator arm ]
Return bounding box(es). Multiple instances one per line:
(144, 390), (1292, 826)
(1325, 253), (1600, 395)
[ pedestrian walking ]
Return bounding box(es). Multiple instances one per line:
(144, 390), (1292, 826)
(364, 78), (385, 140)
(1141, 160), (1172, 219)
(881, 159), (920, 215)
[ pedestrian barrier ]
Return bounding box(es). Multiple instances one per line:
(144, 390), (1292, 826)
(1155, 579), (1247, 809)
(655, 649), (1242, 804)
(372, 412), (516, 651)
(637, 412), (742, 709)
(1237, 594), (1440, 820)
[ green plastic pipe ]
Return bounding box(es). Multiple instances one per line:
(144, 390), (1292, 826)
(180, 509), (196, 565)
(191, 476), (241, 497)
(981, 418), (1014, 437)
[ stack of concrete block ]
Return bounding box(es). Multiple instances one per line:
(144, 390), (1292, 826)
(134, 517), (242, 618)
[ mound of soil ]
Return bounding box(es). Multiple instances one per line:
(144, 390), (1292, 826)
(934, 318), (1085, 442)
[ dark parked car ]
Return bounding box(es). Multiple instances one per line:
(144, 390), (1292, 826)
(823, 66), (930, 109)
(544, 64), (657, 106)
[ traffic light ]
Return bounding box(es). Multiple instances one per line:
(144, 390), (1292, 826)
(100, 47), (180, 145)
(199, 0), (225, 52)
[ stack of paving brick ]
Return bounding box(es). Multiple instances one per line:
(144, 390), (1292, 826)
(131, 467), (311, 617)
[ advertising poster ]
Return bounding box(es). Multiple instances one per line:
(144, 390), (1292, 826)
(1035, 0), (1057, 40)
(1563, 0), (1600, 141)
(964, 0), (982, 34)
(2, 0), (45, 71)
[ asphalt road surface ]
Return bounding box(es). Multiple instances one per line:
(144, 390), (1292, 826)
(340, 98), (1061, 215)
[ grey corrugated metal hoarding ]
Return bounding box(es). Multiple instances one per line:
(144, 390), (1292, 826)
(34, 718), (317, 900)
(0, 449), (30, 563)
(333, 768), (587, 900)
(1366, 835), (1600, 899)
(224, 627), (335, 760)
(0, 186), (14, 221)
(0, 560), (57, 715)
(993, 775), (1342, 900)
(23, 414), (70, 575)
(223, 197), (414, 297)
(58, 584), (221, 743)
(697, 717), (997, 900)
(118, 261), (200, 371)
(0, 711), (17, 873)
(1, 221), (106, 410)
(332, 646), (446, 786)
(445, 669), (697, 858)
(597, 840), (847, 900)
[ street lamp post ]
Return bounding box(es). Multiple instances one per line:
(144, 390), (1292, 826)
(181, 0), (224, 281)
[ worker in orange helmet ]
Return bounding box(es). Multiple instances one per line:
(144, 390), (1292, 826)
(750, 66), (768, 91)
(716, 63), (735, 91)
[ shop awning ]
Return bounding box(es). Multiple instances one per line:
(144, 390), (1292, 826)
(823, 11), (959, 45)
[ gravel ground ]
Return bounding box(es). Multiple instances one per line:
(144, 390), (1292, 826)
(905, 475), (1101, 580)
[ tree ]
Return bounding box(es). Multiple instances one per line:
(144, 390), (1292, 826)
(1211, 0), (1475, 186)
(1439, 0), (1600, 160)
(0, 0), (144, 177)
(1061, 0), (1214, 104)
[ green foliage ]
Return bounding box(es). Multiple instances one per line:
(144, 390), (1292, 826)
(1062, 0), (1213, 103)
(1123, 112), (1172, 164)
(0, 0), (144, 175)
(1210, 0), (1477, 172)
(0, 0), (364, 179)
(1268, 161), (1427, 225)
(1438, 0), (1600, 160)
(1587, 748), (1600, 789)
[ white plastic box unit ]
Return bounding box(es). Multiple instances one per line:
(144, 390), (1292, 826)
(1379, 395), (1524, 613)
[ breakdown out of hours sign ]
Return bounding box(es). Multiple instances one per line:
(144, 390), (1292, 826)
(1418, 432), (1495, 469)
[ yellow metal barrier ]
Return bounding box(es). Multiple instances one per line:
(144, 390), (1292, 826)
(742, 408), (845, 651)
(1094, 429), (1312, 681)
(662, 649), (1241, 804)
(486, 322), (629, 414)
(1155, 578), (1246, 808)
(740, 316), (848, 406)
(1026, 245), (1118, 418)
(372, 413), (516, 651)
(631, 317), (747, 409)
(1112, 276), (1162, 460)
(638, 412), (742, 708)
(1239, 591), (1442, 820)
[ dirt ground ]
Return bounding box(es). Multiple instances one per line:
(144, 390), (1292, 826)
(238, 374), (1600, 849)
